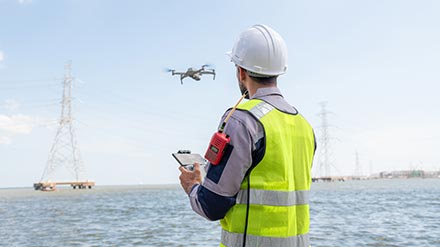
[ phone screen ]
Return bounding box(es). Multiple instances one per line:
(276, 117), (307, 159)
(172, 153), (207, 167)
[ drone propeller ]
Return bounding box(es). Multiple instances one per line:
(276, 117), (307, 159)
(202, 63), (215, 68)
(163, 68), (175, 73)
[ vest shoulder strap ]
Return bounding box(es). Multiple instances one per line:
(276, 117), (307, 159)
(238, 99), (275, 120)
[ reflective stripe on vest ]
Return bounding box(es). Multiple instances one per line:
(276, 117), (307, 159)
(248, 101), (275, 119)
(221, 231), (310, 247)
(236, 189), (309, 206)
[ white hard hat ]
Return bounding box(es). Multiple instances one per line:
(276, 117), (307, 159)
(227, 24), (288, 77)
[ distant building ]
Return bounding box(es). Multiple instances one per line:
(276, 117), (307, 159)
(378, 170), (440, 179)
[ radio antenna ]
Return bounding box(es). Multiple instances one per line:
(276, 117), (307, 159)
(219, 90), (248, 133)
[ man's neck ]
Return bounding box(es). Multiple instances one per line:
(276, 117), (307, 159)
(248, 83), (277, 98)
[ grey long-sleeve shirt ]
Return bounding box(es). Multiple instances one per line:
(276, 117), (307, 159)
(189, 87), (300, 220)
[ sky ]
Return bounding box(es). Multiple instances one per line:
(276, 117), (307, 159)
(0, 0), (439, 188)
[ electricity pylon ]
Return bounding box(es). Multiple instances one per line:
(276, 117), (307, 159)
(314, 101), (336, 178)
(354, 150), (362, 177)
(39, 62), (86, 183)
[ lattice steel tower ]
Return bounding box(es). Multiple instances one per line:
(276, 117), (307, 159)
(39, 62), (86, 182)
(315, 101), (333, 177)
(354, 150), (362, 177)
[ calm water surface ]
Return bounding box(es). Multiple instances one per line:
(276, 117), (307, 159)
(0, 179), (439, 246)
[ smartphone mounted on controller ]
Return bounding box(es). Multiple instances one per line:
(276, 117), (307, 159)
(172, 150), (206, 171)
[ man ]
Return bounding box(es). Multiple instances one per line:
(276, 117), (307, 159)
(179, 24), (316, 247)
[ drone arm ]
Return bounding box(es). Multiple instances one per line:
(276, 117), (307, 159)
(200, 70), (216, 80)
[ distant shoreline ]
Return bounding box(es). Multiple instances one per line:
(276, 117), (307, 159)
(0, 183), (181, 190)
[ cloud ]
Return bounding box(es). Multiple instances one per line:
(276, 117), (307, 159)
(18, 0), (33, 4)
(0, 50), (4, 63)
(0, 114), (55, 145)
(0, 114), (35, 134)
(0, 136), (11, 145)
(1, 99), (20, 112)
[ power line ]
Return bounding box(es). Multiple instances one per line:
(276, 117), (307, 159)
(0, 77), (62, 83)
(0, 79), (60, 89)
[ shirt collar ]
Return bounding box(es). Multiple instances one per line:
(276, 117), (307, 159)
(250, 87), (283, 99)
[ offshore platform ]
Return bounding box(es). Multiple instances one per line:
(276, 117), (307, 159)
(33, 62), (94, 191)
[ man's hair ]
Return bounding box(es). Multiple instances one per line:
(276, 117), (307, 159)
(248, 74), (277, 85)
(238, 66), (278, 85)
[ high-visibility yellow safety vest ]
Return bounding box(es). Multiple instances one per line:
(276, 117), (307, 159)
(220, 99), (315, 247)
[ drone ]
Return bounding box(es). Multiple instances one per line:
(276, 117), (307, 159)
(166, 64), (216, 84)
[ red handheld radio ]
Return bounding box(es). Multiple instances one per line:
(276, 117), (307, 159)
(205, 129), (230, 165)
(204, 91), (248, 165)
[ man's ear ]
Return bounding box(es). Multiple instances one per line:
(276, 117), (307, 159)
(238, 67), (248, 83)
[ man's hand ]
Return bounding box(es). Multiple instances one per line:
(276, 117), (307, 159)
(179, 163), (203, 195)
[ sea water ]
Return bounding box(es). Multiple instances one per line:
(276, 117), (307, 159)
(0, 179), (439, 247)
